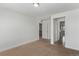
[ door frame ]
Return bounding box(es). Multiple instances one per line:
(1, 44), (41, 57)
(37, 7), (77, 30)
(53, 16), (65, 45)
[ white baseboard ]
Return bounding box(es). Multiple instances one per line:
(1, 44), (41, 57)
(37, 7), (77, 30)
(65, 44), (79, 51)
(0, 39), (38, 52)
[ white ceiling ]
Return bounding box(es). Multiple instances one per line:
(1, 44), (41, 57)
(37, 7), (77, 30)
(0, 3), (79, 17)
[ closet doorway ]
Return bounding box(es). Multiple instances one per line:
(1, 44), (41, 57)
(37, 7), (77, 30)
(54, 17), (65, 46)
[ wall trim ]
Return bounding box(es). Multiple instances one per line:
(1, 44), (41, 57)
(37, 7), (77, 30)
(65, 45), (79, 51)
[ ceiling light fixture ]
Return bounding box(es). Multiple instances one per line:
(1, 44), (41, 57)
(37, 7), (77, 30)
(33, 3), (39, 7)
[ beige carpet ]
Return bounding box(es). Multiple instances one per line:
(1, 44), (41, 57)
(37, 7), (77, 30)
(0, 39), (79, 56)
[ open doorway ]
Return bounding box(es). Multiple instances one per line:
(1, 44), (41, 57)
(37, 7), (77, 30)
(39, 23), (42, 39)
(39, 18), (51, 43)
(54, 17), (65, 46)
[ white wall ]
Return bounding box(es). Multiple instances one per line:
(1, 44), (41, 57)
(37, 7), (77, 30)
(0, 7), (38, 51)
(51, 9), (79, 50)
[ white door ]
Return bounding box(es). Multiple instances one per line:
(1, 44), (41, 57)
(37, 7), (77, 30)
(42, 19), (51, 40)
(42, 21), (48, 39)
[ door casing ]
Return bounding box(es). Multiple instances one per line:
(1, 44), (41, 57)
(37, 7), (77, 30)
(53, 16), (65, 45)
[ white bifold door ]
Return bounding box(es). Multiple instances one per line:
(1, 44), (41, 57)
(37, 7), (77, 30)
(42, 19), (51, 40)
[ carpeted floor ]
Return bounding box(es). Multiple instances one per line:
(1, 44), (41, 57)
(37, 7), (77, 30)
(0, 39), (79, 56)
